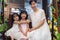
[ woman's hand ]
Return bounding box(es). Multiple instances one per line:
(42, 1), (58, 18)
(29, 27), (35, 32)
(29, 28), (31, 32)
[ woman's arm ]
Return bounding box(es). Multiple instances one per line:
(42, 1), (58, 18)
(31, 19), (45, 31)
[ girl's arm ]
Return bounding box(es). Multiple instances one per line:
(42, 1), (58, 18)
(19, 25), (25, 35)
(14, 21), (20, 24)
(19, 26), (23, 33)
(25, 24), (29, 36)
(14, 21), (25, 24)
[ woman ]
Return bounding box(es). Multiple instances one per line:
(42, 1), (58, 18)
(28, 0), (51, 40)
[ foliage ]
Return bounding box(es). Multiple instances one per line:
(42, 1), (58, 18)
(0, 23), (8, 32)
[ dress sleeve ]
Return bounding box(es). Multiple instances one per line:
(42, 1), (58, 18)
(41, 10), (46, 20)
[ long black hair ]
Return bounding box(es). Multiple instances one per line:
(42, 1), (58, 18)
(20, 10), (32, 28)
(19, 10), (28, 20)
(12, 13), (19, 22)
(8, 13), (19, 29)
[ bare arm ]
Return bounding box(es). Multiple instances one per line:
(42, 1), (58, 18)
(25, 24), (29, 34)
(31, 19), (45, 31)
(14, 21), (20, 24)
(14, 21), (28, 24)
(19, 25), (24, 34)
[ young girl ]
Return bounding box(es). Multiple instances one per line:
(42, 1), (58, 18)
(5, 13), (22, 40)
(19, 11), (31, 40)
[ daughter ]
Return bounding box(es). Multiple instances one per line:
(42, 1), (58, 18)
(5, 13), (24, 40)
(19, 11), (31, 40)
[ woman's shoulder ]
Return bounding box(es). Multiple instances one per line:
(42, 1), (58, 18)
(39, 9), (44, 12)
(39, 9), (45, 15)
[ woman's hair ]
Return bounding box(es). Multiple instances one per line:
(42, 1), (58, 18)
(29, 0), (37, 5)
(19, 10), (28, 20)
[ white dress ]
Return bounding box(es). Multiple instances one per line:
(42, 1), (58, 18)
(5, 24), (21, 40)
(28, 9), (51, 40)
(5, 23), (28, 40)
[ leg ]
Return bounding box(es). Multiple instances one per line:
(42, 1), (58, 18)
(10, 35), (14, 40)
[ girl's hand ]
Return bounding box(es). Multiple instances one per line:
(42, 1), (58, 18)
(23, 32), (27, 37)
(24, 32), (27, 36)
(20, 21), (27, 24)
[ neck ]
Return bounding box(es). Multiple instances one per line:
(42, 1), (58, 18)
(33, 7), (38, 12)
(21, 19), (26, 20)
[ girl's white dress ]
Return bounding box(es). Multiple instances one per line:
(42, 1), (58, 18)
(5, 23), (28, 40)
(28, 9), (51, 40)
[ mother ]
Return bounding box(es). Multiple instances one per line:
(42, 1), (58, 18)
(28, 0), (51, 40)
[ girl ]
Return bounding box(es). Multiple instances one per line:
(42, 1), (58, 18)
(5, 13), (22, 40)
(19, 11), (31, 40)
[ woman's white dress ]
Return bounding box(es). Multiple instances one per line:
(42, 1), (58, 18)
(5, 23), (28, 40)
(28, 9), (51, 40)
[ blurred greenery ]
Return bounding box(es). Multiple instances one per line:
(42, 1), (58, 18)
(50, 3), (60, 40)
(0, 0), (2, 2)
(58, 9), (60, 26)
(0, 17), (2, 24)
(0, 23), (8, 32)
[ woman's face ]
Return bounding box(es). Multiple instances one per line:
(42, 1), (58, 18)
(30, 1), (37, 8)
(13, 14), (19, 21)
(21, 13), (26, 19)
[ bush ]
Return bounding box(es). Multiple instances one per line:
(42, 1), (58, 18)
(0, 23), (8, 33)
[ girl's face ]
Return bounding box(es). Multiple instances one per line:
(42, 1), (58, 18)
(13, 14), (19, 21)
(21, 13), (26, 19)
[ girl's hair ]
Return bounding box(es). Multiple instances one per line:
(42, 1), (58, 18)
(8, 13), (19, 29)
(20, 10), (32, 29)
(19, 10), (28, 20)
(12, 13), (19, 24)
(12, 13), (19, 21)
